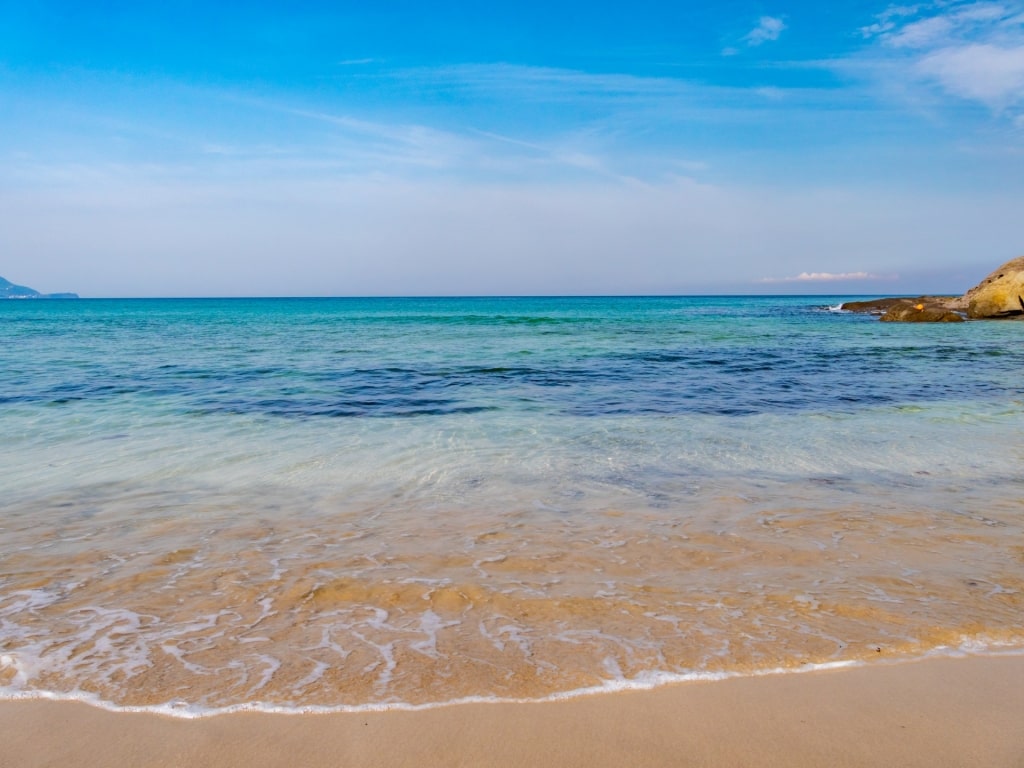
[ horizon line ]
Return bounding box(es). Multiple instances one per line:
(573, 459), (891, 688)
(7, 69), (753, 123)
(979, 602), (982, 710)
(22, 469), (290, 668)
(3, 292), (937, 301)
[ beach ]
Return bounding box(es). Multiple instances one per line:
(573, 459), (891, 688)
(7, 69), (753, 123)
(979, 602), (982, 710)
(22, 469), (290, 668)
(8, 0), (1024, 762)
(2, 654), (1022, 767)
(2, 296), (1023, 762)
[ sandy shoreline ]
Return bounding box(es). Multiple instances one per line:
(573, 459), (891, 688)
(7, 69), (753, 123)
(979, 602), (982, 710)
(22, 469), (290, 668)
(1, 654), (1022, 767)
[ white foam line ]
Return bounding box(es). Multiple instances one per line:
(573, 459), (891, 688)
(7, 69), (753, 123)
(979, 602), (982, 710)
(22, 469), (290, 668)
(291, 660), (330, 694)
(2, 641), (1023, 720)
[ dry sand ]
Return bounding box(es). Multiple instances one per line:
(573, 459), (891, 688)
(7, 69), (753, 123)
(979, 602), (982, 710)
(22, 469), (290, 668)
(1, 654), (1022, 768)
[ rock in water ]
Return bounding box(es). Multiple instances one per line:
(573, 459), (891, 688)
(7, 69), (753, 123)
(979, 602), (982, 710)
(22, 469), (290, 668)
(963, 256), (1024, 318)
(879, 305), (964, 322)
(843, 296), (965, 321)
(842, 296), (964, 315)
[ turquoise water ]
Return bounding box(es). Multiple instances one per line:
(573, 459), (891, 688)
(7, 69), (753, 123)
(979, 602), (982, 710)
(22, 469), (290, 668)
(1, 296), (1023, 713)
(5, 296), (1021, 419)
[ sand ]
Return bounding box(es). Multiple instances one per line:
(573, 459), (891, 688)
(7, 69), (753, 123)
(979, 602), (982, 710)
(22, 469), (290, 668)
(1, 654), (1022, 768)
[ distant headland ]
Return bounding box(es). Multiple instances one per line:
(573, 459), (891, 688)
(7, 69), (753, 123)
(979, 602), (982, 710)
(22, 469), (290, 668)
(0, 276), (79, 299)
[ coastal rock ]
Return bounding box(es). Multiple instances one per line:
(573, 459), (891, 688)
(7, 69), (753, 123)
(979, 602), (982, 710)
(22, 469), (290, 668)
(842, 296), (966, 321)
(879, 305), (964, 322)
(963, 256), (1024, 319)
(842, 296), (967, 314)
(840, 297), (914, 315)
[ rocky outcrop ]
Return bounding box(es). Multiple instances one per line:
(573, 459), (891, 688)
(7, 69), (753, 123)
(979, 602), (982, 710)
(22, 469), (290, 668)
(841, 296), (965, 316)
(840, 257), (1024, 322)
(962, 256), (1024, 319)
(842, 296), (966, 321)
(878, 305), (964, 322)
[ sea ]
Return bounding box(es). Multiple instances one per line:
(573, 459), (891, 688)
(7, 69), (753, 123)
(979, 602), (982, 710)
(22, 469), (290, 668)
(1, 296), (1022, 716)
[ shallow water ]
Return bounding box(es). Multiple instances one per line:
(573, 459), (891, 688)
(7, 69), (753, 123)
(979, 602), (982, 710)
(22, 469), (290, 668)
(1, 296), (1022, 712)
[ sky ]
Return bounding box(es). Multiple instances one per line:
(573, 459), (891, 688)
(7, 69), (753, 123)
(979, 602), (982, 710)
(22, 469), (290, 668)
(2, 1), (1024, 297)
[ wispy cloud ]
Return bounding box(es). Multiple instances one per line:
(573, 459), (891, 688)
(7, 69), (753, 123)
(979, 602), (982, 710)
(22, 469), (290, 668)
(858, 1), (1024, 112)
(859, 5), (924, 38)
(918, 43), (1024, 106)
(1, 65), (857, 192)
(744, 16), (787, 46)
(396, 62), (694, 101)
(369, 62), (855, 125)
(758, 271), (892, 283)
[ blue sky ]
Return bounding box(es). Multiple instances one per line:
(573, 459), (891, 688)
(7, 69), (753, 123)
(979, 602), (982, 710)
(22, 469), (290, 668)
(2, 1), (1023, 296)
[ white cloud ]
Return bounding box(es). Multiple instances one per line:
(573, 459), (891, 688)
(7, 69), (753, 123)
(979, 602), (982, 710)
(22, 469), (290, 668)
(857, 1), (1024, 111)
(886, 15), (956, 47)
(758, 271), (889, 283)
(958, 3), (1012, 22)
(744, 16), (787, 46)
(877, 2), (1014, 48)
(860, 5), (924, 37)
(918, 43), (1024, 106)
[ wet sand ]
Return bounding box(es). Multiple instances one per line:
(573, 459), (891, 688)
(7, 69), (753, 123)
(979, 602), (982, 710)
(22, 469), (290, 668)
(6, 492), (1023, 709)
(2, 654), (1022, 767)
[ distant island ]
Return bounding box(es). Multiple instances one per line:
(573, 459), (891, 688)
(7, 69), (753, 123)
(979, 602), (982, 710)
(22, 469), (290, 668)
(0, 276), (79, 299)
